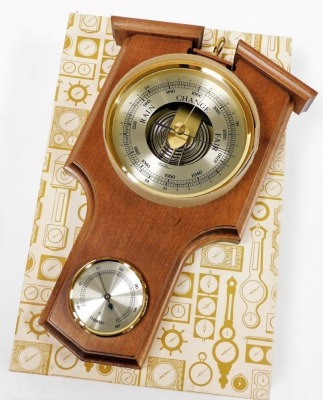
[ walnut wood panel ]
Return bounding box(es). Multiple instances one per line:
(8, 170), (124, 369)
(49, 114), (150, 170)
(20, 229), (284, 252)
(235, 41), (317, 114)
(39, 17), (317, 368)
(112, 15), (204, 48)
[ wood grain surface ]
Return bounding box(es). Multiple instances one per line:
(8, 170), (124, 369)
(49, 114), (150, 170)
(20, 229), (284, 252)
(39, 16), (317, 368)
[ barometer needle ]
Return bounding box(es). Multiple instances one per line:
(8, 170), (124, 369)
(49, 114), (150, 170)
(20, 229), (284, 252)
(152, 121), (174, 133)
(182, 89), (211, 125)
(98, 273), (114, 310)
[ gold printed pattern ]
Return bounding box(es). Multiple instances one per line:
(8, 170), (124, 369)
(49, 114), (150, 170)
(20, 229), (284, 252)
(50, 106), (89, 150)
(146, 357), (185, 390)
(10, 341), (52, 374)
(189, 352), (213, 386)
(10, 13), (291, 400)
(240, 225), (268, 329)
(213, 277), (239, 388)
(201, 243), (244, 271)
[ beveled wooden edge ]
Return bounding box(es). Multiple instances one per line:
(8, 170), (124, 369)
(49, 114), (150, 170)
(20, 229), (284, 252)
(40, 317), (144, 368)
(234, 40), (317, 114)
(111, 15), (204, 49)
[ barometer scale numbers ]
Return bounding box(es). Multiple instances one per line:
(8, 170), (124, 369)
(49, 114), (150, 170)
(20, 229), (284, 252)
(120, 80), (241, 190)
(123, 79), (235, 191)
(106, 54), (257, 206)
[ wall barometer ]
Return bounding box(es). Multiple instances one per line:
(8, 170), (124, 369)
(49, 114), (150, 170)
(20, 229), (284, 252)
(40, 16), (317, 368)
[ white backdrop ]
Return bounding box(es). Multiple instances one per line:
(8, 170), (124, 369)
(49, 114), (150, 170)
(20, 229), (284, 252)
(1, 1), (322, 399)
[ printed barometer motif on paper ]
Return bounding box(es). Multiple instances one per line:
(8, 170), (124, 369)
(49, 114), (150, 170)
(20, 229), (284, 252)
(10, 13), (291, 400)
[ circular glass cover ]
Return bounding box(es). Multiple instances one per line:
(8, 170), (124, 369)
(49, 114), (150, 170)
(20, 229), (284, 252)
(70, 259), (147, 336)
(105, 53), (259, 206)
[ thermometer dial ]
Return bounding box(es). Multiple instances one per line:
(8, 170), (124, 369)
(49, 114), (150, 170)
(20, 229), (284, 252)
(70, 259), (147, 336)
(105, 53), (259, 207)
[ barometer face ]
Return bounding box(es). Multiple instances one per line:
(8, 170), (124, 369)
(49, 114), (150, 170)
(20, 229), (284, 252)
(70, 259), (147, 336)
(104, 53), (259, 207)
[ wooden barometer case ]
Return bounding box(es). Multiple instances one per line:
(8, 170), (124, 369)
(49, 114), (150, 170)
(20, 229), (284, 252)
(39, 16), (317, 369)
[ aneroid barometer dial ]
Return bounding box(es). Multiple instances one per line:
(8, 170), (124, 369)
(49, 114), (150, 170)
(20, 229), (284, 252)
(104, 53), (259, 206)
(70, 259), (147, 336)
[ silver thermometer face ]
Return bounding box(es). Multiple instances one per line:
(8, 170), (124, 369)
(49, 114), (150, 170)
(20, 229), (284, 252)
(70, 259), (147, 336)
(105, 53), (259, 207)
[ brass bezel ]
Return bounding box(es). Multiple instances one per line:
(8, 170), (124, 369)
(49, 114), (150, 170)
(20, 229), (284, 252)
(69, 258), (148, 337)
(104, 53), (260, 207)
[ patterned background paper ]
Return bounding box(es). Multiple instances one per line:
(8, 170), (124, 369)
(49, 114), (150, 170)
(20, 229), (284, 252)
(10, 13), (291, 400)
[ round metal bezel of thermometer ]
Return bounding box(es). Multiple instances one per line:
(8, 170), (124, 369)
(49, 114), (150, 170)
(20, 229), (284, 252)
(70, 259), (147, 336)
(104, 53), (260, 207)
